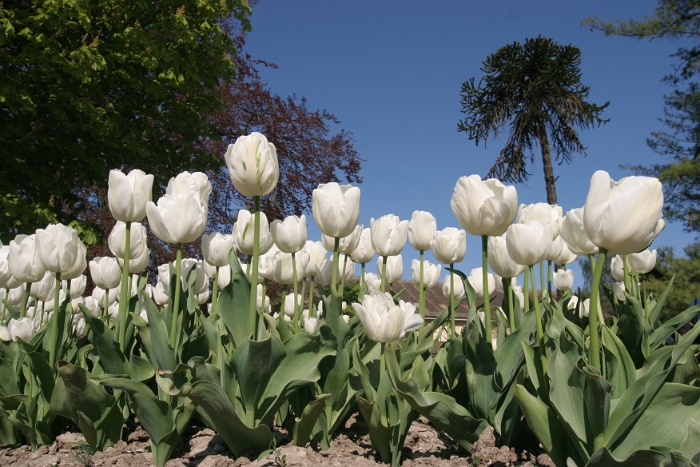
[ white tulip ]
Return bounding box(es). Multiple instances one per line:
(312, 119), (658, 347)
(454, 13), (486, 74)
(370, 214), (409, 257)
(271, 215), (307, 254)
(312, 182), (361, 239)
(352, 291), (423, 343)
(467, 267), (496, 300)
(408, 211), (437, 251)
(442, 273), (465, 300)
(411, 260), (441, 289)
(553, 269), (574, 291)
(505, 221), (552, 266)
(450, 175), (518, 237)
(431, 227), (467, 265)
(377, 255), (403, 284)
(628, 249), (657, 274)
(233, 209), (274, 256)
(225, 132), (279, 197)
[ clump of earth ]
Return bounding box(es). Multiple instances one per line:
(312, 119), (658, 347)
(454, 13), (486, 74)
(0, 414), (554, 467)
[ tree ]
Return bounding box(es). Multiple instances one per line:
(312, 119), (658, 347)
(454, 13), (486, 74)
(583, 1), (700, 232)
(458, 36), (609, 205)
(0, 0), (251, 241)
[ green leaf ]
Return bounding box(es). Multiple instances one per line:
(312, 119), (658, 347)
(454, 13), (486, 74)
(586, 446), (696, 467)
(142, 295), (177, 371)
(217, 251), (253, 348)
(80, 304), (128, 376)
(293, 393), (330, 447)
(647, 275), (675, 324)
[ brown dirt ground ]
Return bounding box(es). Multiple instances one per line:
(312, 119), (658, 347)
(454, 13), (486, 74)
(0, 414), (554, 467)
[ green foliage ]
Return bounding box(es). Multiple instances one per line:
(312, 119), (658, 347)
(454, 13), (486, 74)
(0, 0), (251, 240)
(645, 243), (700, 320)
(459, 36), (609, 204)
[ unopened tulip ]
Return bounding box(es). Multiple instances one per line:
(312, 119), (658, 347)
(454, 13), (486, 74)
(283, 293), (302, 317)
(352, 291), (422, 343)
(442, 273), (465, 300)
(109, 221), (148, 259)
(322, 224), (363, 255)
(63, 275), (87, 299)
(0, 245), (13, 288)
(225, 132), (279, 197)
(118, 247), (150, 274)
(338, 254), (356, 282)
(233, 209), (274, 256)
(583, 171), (664, 255)
(376, 255), (403, 284)
(108, 169), (154, 222)
(365, 273), (382, 293)
(166, 172), (213, 209)
(610, 255), (625, 282)
(408, 211), (437, 251)
(488, 234), (525, 278)
(505, 221), (552, 266)
(180, 259), (209, 294)
(553, 269), (574, 291)
(559, 208), (598, 256)
(9, 317), (34, 342)
(90, 257), (122, 290)
(568, 295), (579, 312)
(580, 298), (590, 318)
(351, 228), (375, 264)
(92, 286), (119, 307)
(303, 314), (322, 334)
(202, 233), (235, 268)
(9, 234), (46, 283)
(302, 241), (327, 278)
(147, 192), (208, 244)
(613, 281), (626, 301)
(468, 267), (496, 300)
(312, 182), (361, 239)
(431, 228), (467, 265)
(35, 224), (85, 275)
(271, 215), (307, 254)
(451, 175), (518, 236)
(517, 203), (563, 240)
(30, 270), (55, 301)
(152, 281), (170, 306)
(411, 260), (441, 288)
(371, 214), (409, 257)
(628, 249), (657, 274)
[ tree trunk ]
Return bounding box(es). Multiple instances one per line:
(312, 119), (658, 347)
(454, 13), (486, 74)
(539, 132), (558, 206)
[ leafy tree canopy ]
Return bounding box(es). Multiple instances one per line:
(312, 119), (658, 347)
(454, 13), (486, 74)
(0, 0), (251, 241)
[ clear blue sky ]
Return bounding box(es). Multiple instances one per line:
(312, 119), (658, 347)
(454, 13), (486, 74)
(242, 0), (695, 288)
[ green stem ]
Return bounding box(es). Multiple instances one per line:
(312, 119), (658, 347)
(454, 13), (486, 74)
(505, 277), (515, 333)
(331, 238), (340, 295)
(308, 276), (315, 318)
(211, 267), (219, 317)
(450, 264), (455, 338)
(539, 261), (546, 302)
(623, 255), (631, 292)
(21, 282), (30, 318)
(589, 250), (606, 372)
(49, 272), (61, 366)
(523, 267), (530, 312)
(529, 265), (548, 387)
(169, 243), (183, 350)
(361, 263), (366, 291)
(339, 255), (348, 297)
(547, 260), (553, 300)
(249, 196), (261, 340)
(419, 250), (426, 319)
(481, 236), (492, 349)
(380, 256), (387, 294)
(118, 222), (132, 351)
(300, 277), (307, 318)
(103, 290), (109, 318)
(292, 252), (300, 333)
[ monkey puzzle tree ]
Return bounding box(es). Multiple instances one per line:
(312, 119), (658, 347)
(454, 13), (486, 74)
(458, 36), (609, 205)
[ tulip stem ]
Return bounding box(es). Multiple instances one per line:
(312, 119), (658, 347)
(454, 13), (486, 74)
(249, 196), (261, 340)
(547, 260), (553, 300)
(340, 255), (348, 296)
(21, 282), (30, 318)
(292, 252), (300, 333)
(481, 236), (493, 349)
(623, 255), (631, 293)
(505, 277), (516, 333)
(523, 267), (530, 312)
(361, 264), (366, 291)
(169, 243), (183, 351)
(211, 267), (219, 318)
(539, 262), (546, 302)
(529, 265), (548, 388)
(381, 256), (388, 294)
(103, 290), (109, 318)
(419, 250), (426, 319)
(118, 222), (132, 351)
(308, 276), (315, 318)
(48, 272), (62, 366)
(331, 238), (340, 295)
(589, 250), (606, 372)
(450, 264), (455, 338)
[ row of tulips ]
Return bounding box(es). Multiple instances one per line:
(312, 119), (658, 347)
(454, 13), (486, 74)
(0, 131), (697, 467)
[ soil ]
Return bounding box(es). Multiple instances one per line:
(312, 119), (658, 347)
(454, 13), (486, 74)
(0, 415), (554, 467)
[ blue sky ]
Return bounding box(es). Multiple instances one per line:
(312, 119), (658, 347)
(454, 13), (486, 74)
(242, 1), (695, 287)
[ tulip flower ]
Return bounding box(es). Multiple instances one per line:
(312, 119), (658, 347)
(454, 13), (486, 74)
(370, 214), (409, 258)
(430, 227), (467, 265)
(517, 203), (563, 240)
(0, 245), (13, 288)
(83, 296), (101, 315)
(352, 291), (423, 343)
(63, 275), (87, 299)
(35, 224), (84, 275)
(7, 285), (26, 307)
(271, 215), (307, 254)
(554, 269), (574, 291)
(411, 260), (441, 289)
(270, 251), (309, 286)
(450, 175), (518, 237)
(408, 211), (437, 251)
(613, 281), (626, 302)
(166, 171), (213, 210)
(61, 241), (87, 281)
(584, 171), (664, 255)
(559, 208), (599, 256)
(9, 234), (46, 284)
(468, 267), (496, 300)
(225, 132), (279, 197)
(312, 182), (361, 239)
(610, 255), (625, 282)
(152, 281), (170, 306)
(322, 224), (363, 255)
(118, 247), (150, 275)
(316, 259), (335, 287)
(180, 259), (209, 295)
(553, 242), (577, 267)
(505, 221), (552, 267)
(351, 228), (375, 265)
(9, 317), (34, 342)
(303, 241), (328, 278)
(233, 209), (274, 256)
(108, 169), (154, 222)
(442, 273), (465, 300)
(90, 257), (122, 290)
(30, 270), (55, 301)
(202, 233), (236, 268)
(108, 221), (148, 260)
(628, 249), (657, 274)
(376, 255), (403, 286)
(303, 314), (322, 334)
(147, 192), (208, 245)
(0, 325), (10, 341)
(512, 285), (525, 310)
(488, 234), (525, 279)
(283, 293), (302, 317)
(338, 254), (356, 283)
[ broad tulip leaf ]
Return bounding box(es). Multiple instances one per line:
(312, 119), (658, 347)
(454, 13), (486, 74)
(217, 250), (253, 348)
(586, 446), (696, 467)
(356, 396), (393, 464)
(186, 380), (272, 456)
(142, 294), (177, 371)
(51, 361), (115, 428)
(386, 346), (488, 451)
(647, 275), (675, 324)
(196, 309), (219, 355)
(293, 393), (330, 447)
(0, 358), (18, 396)
(608, 383), (700, 461)
(648, 305), (700, 351)
(42, 302), (70, 367)
(514, 384), (572, 467)
(25, 352), (55, 403)
(463, 324), (498, 422)
(494, 308), (536, 390)
(129, 352), (155, 382)
(151, 403), (196, 467)
(600, 326), (636, 398)
(79, 304), (128, 376)
(581, 365), (612, 444)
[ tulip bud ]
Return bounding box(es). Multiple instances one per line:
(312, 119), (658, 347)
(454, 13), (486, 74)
(9, 234), (46, 283)
(303, 314), (322, 334)
(364, 273), (382, 293)
(371, 214), (409, 257)
(431, 227), (467, 265)
(613, 281), (626, 302)
(108, 169), (154, 222)
(583, 171), (664, 255)
(559, 208), (598, 256)
(35, 224), (85, 275)
(505, 221), (552, 266)
(109, 222), (148, 260)
(411, 259), (441, 289)
(90, 257), (122, 290)
(312, 182), (361, 239)
(271, 215), (307, 254)
(610, 255), (625, 282)
(450, 175), (518, 237)
(408, 211), (437, 251)
(233, 210), (274, 256)
(627, 249), (656, 274)
(351, 291), (423, 343)
(553, 269), (574, 291)
(517, 203), (563, 240)
(351, 228), (375, 264)
(467, 267), (496, 300)
(442, 273), (465, 300)
(225, 132), (279, 197)
(377, 255), (403, 285)
(202, 233), (235, 268)
(488, 234), (525, 279)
